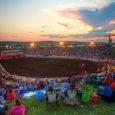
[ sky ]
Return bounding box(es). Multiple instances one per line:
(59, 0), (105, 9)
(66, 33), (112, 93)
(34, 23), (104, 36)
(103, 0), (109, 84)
(0, 0), (115, 42)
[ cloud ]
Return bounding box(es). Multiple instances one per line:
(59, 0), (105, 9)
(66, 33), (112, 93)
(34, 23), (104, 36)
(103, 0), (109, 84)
(57, 22), (73, 29)
(57, 8), (82, 20)
(41, 25), (50, 33)
(85, 0), (115, 9)
(106, 29), (115, 34)
(41, 34), (67, 38)
(41, 30), (44, 33)
(40, 33), (110, 42)
(28, 32), (33, 34)
(55, 2), (115, 26)
(43, 8), (93, 35)
(94, 26), (103, 30)
(41, 27), (114, 40)
(76, 25), (115, 38)
(40, 1), (115, 42)
(79, 2), (115, 26)
(41, 26), (48, 29)
(108, 20), (115, 25)
(40, 19), (115, 41)
(40, 34), (90, 39)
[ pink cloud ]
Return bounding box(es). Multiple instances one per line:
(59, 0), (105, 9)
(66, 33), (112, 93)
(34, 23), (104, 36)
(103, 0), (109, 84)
(57, 8), (82, 20)
(94, 26), (103, 30)
(108, 20), (115, 25)
(55, 8), (92, 28)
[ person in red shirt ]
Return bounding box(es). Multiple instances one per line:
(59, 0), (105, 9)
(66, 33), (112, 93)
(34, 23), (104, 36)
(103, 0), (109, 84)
(6, 89), (16, 100)
(105, 76), (113, 85)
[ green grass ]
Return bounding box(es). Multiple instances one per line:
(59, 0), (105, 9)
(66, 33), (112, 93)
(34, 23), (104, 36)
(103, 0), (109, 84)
(6, 96), (115, 115)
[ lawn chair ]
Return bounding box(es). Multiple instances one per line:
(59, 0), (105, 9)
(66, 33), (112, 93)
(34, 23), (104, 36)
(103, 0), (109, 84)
(45, 86), (59, 108)
(64, 88), (78, 105)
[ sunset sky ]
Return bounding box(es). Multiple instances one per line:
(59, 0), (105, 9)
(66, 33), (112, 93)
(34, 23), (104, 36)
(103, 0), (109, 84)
(0, 0), (115, 42)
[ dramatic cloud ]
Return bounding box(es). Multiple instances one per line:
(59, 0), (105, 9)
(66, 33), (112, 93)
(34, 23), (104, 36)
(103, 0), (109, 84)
(43, 7), (93, 35)
(42, 2), (114, 40)
(79, 2), (115, 26)
(56, 2), (115, 26)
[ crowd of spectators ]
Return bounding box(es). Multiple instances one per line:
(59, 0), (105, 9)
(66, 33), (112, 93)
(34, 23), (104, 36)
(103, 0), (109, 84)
(25, 45), (115, 61)
(0, 63), (115, 114)
(0, 44), (115, 114)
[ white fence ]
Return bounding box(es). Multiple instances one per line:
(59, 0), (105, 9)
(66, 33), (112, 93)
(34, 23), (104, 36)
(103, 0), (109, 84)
(25, 54), (108, 63)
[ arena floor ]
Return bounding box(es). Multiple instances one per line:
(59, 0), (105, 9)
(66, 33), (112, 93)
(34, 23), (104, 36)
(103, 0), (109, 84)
(0, 57), (99, 78)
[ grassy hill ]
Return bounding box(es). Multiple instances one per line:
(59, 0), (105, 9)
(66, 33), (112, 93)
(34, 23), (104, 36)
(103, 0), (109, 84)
(6, 96), (115, 115)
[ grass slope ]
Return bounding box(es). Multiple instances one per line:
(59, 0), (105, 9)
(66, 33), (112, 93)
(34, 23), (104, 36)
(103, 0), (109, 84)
(7, 96), (115, 115)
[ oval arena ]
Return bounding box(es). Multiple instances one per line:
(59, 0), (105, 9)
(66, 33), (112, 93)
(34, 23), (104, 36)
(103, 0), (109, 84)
(0, 57), (98, 78)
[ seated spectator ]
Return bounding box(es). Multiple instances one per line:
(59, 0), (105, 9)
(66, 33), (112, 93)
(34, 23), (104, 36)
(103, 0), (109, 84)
(6, 89), (16, 100)
(45, 85), (59, 107)
(50, 81), (58, 90)
(102, 84), (113, 103)
(112, 73), (115, 80)
(8, 99), (26, 115)
(33, 83), (37, 91)
(24, 85), (27, 93)
(27, 83), (33, 91)
(105, 76), (113, 85)
(19, 86), (24, 95)
(0, 87), (6, 99)
(97, 86), (104, 96)
(0, 93), (4, 103)
(0, 104), (6, 115)
(77, 83), (84, 101)
(90, 93), (100, 103)
(40, 81), (45, 89)
(64, 85), (78, 105)
(111, 81), (115, 98)
(96, 76), (102, 85)
(60, 80), (70, 90)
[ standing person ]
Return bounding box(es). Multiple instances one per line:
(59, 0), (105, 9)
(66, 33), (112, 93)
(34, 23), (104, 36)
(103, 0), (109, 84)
(8, 99), (26, 115)
(0, 86), (6, 99)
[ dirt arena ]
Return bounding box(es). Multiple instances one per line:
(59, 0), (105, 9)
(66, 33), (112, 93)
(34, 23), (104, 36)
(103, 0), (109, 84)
(0, 57), (99, 78)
